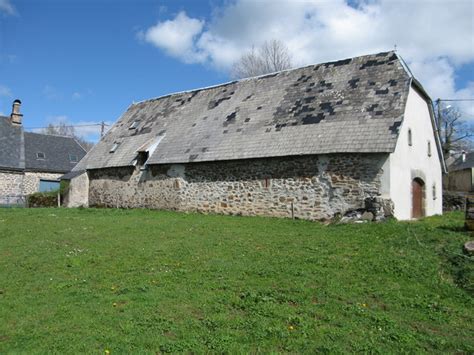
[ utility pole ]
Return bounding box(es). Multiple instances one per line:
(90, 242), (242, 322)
(100, 121), (105, 138)
(436, 98), (441, 130)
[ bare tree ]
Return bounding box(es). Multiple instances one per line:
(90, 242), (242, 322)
(42, 122), (75, 137)
(232, 39), (292, 79)
(437, 104), (474, 155)
(41, 122), (95, 152)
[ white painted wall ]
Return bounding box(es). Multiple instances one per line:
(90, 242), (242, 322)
(389, 85), (443, 220)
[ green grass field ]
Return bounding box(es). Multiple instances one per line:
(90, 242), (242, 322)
(0, 208), (473, 353)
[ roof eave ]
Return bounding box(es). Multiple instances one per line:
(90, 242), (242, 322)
(410, 79), (448, 174)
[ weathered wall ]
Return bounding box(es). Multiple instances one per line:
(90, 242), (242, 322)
(87, 153), (390, 220)
(389, 85), (443, 219)
(23, 171), (62, 195)
(63, 172), (90, 207)
(444, 169), (473, 192)
(0, 170), (24, 197)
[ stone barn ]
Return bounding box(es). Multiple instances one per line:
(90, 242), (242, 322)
(66, 51), (445, 220)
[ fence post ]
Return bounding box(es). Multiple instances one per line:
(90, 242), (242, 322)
(465, 195), (474, 231)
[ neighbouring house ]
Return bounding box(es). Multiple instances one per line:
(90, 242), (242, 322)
(65, 51), (445, 220)
(444, 151), (474, 192)
(0, 100), (87, 204)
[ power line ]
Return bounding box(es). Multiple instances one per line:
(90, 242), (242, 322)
(24, 123), (110, 130)
(437, 98), (474, 102)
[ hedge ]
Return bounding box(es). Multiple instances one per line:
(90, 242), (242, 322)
(27, 191), (58, 208)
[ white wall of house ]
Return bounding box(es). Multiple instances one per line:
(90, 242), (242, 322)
(389, 85), (443, 220)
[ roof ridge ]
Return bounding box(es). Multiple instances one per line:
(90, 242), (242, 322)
(133, 50), (395, 105)
(24, 131), (77, 139)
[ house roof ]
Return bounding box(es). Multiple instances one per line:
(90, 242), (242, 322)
(0, 116), (87, 173)
(75, 51), (414, 170)
(24, 132), (87, 173)
(449, 152), (474, 172)
(0, 116), (24, 170)
(60, 169), (86, 180)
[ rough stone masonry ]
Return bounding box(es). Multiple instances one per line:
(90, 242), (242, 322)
(88, 153), (392, 220)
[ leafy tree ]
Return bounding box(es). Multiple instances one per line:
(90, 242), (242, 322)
(231, 39), (292, 79)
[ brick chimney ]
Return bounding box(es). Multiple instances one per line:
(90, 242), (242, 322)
(10, 99), (23, 125)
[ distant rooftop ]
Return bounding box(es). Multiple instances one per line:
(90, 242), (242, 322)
(0, 116), (87, 173)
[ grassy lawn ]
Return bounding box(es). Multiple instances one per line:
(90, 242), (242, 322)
(0, 208), (473, 353)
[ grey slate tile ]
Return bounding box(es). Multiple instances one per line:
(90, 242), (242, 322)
(75, 51), (412, 170)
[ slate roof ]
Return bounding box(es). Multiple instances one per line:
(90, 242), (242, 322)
(0, 116), (87, 173)
(60, 169), (86, 180)
(75, 51), (417, 170)
(449, 152), (474, 172)
(24, 132), (87, 173)
(0, 115), (24, 170)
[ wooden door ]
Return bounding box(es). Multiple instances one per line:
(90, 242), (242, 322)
(412, 179), (424, 218)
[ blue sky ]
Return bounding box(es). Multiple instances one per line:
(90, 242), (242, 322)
(0, 0), (473, 141)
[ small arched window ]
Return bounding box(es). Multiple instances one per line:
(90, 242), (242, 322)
(408, 129), (413, 146)
(432, 184), (437, 200)
(428, 141), (432, 157)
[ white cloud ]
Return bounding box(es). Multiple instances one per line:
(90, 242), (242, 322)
(42, 85), (62, 100)
(71, 89), (93, 101)
(140, 11), (205, 63)
(0, 84), (12, 97)
(0, 54), (17, 64)
(0, 0), (16, 15)
(0, 85), (13, 115)
(141, 0), (474, 112)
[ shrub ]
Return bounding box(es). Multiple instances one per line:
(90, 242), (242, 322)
(27, 191), (58, 208)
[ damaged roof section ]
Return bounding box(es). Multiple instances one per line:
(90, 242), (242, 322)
(75, 51), (412, 170)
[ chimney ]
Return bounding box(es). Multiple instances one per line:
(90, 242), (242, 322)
(10, 99), (23, 125)
(462, 151), (466, 163)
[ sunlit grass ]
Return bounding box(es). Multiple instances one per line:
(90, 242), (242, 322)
(0, 208), (472, 353)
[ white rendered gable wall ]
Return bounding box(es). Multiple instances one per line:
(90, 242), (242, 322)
(389, 85), (443, 220)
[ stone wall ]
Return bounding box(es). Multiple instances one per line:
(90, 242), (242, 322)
(444, 169), (473, 192)
(88, 153), (391, 220)
(0, 170), (24, 197)
(23, 171), (62, 195)
(63, 172), (89, 207)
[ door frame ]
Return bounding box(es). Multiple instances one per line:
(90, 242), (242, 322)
(411, 177), (425, 219)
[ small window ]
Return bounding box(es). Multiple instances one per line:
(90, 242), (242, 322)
(110, 143), (119, 153)
(136, 151), (149, 167)
(36, 152), (45, 159)
(69, 154), (78, 163)
(432, 184), (437, 200)
(129, 121), (139, 129)
(427, 141), (432, 157)
(408, 129), (412, 146)
(263, 177), (271, 189)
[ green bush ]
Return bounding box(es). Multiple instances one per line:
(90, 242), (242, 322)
(59, 180), (69, 195)
(27, 191), (58, 208)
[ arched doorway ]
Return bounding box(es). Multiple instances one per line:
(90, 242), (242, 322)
(412, 178), (425, 218)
